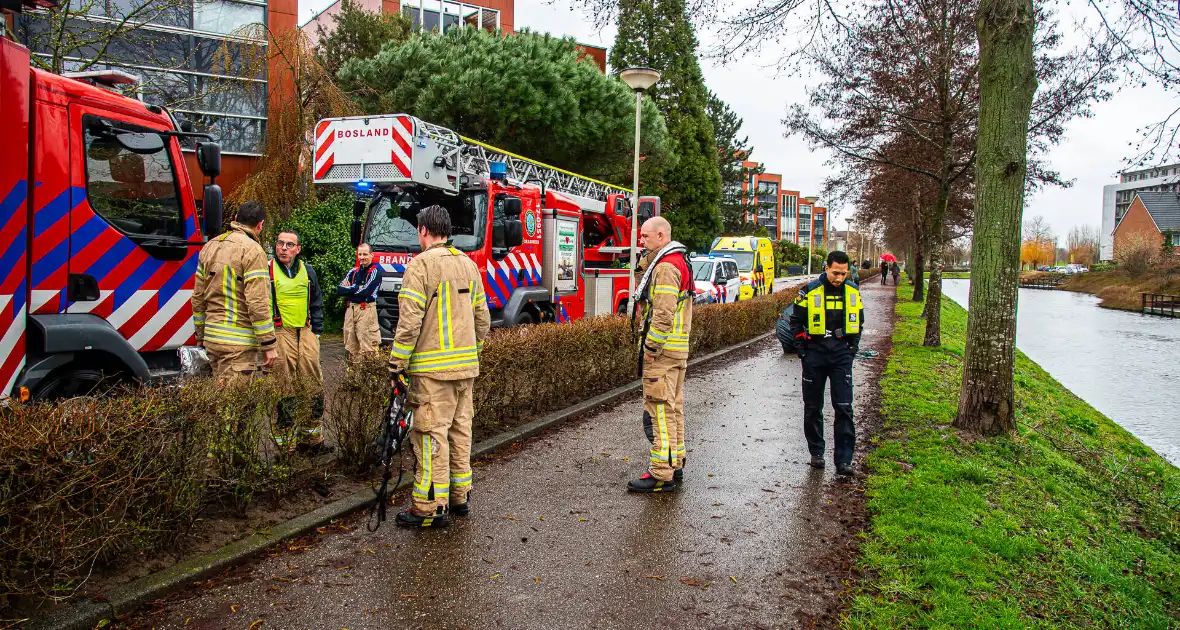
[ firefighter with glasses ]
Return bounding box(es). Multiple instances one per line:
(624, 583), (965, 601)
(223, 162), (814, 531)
(628, 216), (693, 493)
(270, 230), (332, 455)
(388, 206), (491, 528)
(192, 200), (277, 380)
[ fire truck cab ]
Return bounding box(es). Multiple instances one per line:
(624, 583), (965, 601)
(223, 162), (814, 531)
(313, 114), (659, 339)
(0, 18), (222, 401)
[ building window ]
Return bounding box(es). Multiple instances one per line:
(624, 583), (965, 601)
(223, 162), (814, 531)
(82, 114), (184, 239)
(1172, 233), (1180, 247)
(403, 2), (499, 32)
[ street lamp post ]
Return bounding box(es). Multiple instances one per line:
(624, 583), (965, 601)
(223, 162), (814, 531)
(619, 66), (661, 316)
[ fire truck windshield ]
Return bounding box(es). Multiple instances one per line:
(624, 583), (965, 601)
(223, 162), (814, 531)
(365, 189), (489, 252)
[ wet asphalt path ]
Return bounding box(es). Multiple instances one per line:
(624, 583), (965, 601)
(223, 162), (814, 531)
(119, 283), (895, 630)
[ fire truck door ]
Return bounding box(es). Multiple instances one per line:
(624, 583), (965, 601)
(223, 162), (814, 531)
(0, 38), (31, 398)
(65, 105), (200, 352)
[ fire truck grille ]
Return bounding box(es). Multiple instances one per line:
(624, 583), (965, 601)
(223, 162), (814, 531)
(364, 164), (403, 180)
(323, 164), (362, 180)
(377, 288), (400, 344)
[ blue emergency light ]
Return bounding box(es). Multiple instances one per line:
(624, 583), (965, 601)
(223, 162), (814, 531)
(489, 161), (507, 181)
(355, 180), (372, 192)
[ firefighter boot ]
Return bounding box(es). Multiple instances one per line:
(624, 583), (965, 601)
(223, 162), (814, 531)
(627, 473), (677, 493)
(450, 492), (470, 517)
(395, 506), (452, 529)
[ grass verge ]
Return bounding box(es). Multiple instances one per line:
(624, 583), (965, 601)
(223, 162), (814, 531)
(845, 284), (1180, 628)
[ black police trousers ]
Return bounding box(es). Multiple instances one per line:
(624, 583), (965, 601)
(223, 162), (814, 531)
(801, 349), (855, 465)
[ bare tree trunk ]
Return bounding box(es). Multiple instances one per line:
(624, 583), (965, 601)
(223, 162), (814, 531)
(954, 0), (1037, 435)
(912, 250), (925, 302)
(923, 235), (944, 345)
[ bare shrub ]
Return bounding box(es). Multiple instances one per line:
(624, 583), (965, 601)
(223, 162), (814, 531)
(1115, 231), (1161, 276)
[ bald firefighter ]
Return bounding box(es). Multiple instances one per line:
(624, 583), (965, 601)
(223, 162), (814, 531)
(628, 216), (693, 493)
(192, 201), (277, 381)
(389, 205), (491, 528)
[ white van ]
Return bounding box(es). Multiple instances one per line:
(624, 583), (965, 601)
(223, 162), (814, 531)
(690, 255), (742, 304)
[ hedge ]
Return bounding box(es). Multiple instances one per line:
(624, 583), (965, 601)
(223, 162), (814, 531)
(0, 285), (799, 612)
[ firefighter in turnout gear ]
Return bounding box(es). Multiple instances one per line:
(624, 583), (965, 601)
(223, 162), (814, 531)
(192, 201), (277, 380)
(628, 216), (693, 493)
(270, 230), (332, 455)
(388, 206), (491, 528)
(338, 243), (382, 362)
(788, 251), (864, 476)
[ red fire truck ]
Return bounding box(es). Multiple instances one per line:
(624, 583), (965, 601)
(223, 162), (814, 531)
(313, 113), (659, 337)
(0, 9), (223, 401)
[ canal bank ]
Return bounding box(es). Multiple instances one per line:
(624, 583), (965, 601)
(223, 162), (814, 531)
(942, 279), (1180, 465)
(847, 284), (1179, 628)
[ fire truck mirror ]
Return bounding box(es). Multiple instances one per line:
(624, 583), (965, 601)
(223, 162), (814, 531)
(351, 219), (362, 248)
(196, 142), (221, 179)
(202, 184), (223, 237)
(503, 196), (523, 218)
(115, 131), (165, 155)
(506, 219), (524, 248)
(352, 198), (367, 218)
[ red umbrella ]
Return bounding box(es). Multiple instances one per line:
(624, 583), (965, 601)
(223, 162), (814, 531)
(880, 253), (898, 263)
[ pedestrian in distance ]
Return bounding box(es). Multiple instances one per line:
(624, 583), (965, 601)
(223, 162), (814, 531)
(269, 230), (332, 456)
(880, 259), (888, 285)
(388, 206), (491, 528)
(191, 200), (277, 382)
(891, 262), (901, 286)
(788, 250), (864, 476)
(338, 243), (382, 363)
(628, 216), (693, 493)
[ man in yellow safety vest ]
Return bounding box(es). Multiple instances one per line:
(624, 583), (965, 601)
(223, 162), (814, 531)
(269, 230), (331, 455)
(787, 250), (864, 476)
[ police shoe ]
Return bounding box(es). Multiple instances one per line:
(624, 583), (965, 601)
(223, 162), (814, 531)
(809, 456), (825, 469)
(627, 473), (677, 493)
(395, 508), (452, 528)
(836, 463), (855, 476)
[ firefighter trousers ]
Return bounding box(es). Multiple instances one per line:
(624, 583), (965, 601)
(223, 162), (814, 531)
(205, 343), (264, 385)
(343, 302), (381, 360)
(408, 376), (475, 514)
(274, 326), (325, 448)
(801, 350), (856, 465)
(642, 353), (687, 481)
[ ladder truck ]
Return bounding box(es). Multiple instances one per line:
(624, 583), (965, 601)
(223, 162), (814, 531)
(313, 113), (660, 339)
(1, 1), (224, 401)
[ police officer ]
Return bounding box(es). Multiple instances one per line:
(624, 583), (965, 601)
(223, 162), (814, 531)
(788, 250), (864, 476)
(192, 200), (277, 381)
(338, 243), (382, 362)
(270, 230), (331, 455)
(628, 216), (693, 493)
(388, 206), (491, 528)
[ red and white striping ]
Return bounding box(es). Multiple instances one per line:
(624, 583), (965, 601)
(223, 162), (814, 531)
(314, 116), (415, 181)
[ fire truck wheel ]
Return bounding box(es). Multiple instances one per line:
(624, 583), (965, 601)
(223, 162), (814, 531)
(512, 310), (537, 326)
(32, 368), (124, 401)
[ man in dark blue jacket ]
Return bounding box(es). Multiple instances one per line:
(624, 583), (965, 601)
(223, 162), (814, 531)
(338, 243), (382, 361)
(788, 251), (864, 476)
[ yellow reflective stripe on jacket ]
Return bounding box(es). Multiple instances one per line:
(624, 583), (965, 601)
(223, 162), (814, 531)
(192, 312), (206, 324)
(222, 265), (236, 325)
(195, 264), (208, 279)
(409, 345), (479, 371)
(252, 319), (275, 336)
(647, 327), (669, 343)
(846, 286), (861, 334)
(400, 287), (427, 308)
(436, 281), (453, 350)
(203, 322), (259, 346)
(653, 284), (679, 296)
(391, 341), (414, 361)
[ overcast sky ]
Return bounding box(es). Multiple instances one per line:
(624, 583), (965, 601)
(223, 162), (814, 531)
(299, 0), (1178, 243)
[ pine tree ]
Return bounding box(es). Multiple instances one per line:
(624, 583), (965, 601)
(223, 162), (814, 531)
(611, 0), (722, 250)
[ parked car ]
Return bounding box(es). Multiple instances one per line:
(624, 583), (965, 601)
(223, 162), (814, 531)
(690, 255), (742, 304)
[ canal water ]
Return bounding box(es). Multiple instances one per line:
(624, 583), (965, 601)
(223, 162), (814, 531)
(942, 279), (1180, 466)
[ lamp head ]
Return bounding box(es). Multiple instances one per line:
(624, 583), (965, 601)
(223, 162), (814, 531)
(619, 67), (661, 92)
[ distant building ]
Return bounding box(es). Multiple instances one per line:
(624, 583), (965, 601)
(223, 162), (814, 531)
(739, 161), (783, 238)
(1101, 162), (1180, 260)
(301, 0), (608, 72)
(1114, 191), (1180, 256)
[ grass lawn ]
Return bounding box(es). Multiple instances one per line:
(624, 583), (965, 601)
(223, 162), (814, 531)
(845, 285), (1180, 628)
(925, 271), (971, 279)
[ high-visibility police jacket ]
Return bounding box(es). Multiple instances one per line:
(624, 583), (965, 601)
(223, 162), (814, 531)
(787, 275), (864, 354)
(192, 222), (276, 348)
(640, 251), (694, 361)
(388, 243), (492, 379)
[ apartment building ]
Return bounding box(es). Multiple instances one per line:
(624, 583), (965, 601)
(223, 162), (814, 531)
(1101, 162), (1180, 260)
